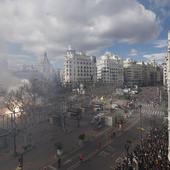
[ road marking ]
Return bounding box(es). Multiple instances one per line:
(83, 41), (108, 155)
(63, 159), (72, 165)
(47, 165), (58, 170)
(105, 146), (115, 153)
(99, 151), (110, 157)
(67, 161), (79, 170)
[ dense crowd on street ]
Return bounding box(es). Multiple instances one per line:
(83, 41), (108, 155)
(115, 125), (170, 170)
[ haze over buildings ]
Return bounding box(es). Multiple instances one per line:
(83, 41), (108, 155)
(0, 1), (170, 170)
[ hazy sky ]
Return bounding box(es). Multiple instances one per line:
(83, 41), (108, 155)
(0, 0), (169, 68)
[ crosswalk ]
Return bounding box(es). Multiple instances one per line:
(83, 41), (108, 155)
(140, 103), (165, 116)
(98, 146), (115, 157)
(99, 150), (111, 157)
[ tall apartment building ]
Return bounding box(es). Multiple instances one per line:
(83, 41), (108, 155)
(143, 60), (163, 86)
(124, 59), (162, 87)
(123, 59), (143, 87)
(167, 31), (170, 161)
(147, 60), (163, 86)
(64, 46), (97, 85)
(163, 55), (168, 86)
(97, 52), (123, 87)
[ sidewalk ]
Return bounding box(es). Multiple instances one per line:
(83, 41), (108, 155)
(0, 109), (140, 170)
(52, 141), (97, 170)
(0, 117), (93, 170)
(47, 114), (140, 170)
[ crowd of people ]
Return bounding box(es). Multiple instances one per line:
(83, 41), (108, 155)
(115, 125), (170, 170)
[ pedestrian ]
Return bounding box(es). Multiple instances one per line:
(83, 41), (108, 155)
(112, 131), (116, 138)
(97, 142), (101, 149)
(79, 154), (84, 163)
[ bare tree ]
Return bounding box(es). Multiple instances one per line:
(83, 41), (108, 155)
(4, 90), (19, 156)
(15, 83), (39, 149)
(4, 77), (64, 154)
(5, 83), (36, 153)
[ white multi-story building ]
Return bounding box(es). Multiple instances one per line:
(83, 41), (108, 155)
(97, 52), (124, 87)
(167, 31), (170, 161)
(124, 59), (143, 87)
(124, 58), (163, 87)
(162, 55), (168, 86)
(64, 46), (97, 84)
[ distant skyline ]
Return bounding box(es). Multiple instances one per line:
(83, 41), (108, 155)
(0, 0), (169, 68)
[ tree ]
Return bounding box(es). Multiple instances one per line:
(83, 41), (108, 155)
(5, 82), (37, 151)
(55, 142), (63, 158)
(78, 133), (85, 141)
(4, 90), (19, 156)
(78, 133), (85, 146)
(15, 84), (33, 125)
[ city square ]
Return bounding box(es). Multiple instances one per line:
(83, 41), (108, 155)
(0, 0), (169, 170)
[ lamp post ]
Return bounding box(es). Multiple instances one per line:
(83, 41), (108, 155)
(10, 111), (17, 156)
(138, 104), (142, 145)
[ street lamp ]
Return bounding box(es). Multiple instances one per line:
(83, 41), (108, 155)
(138, 104), (142, 145)
(9, 111), (17, 156)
